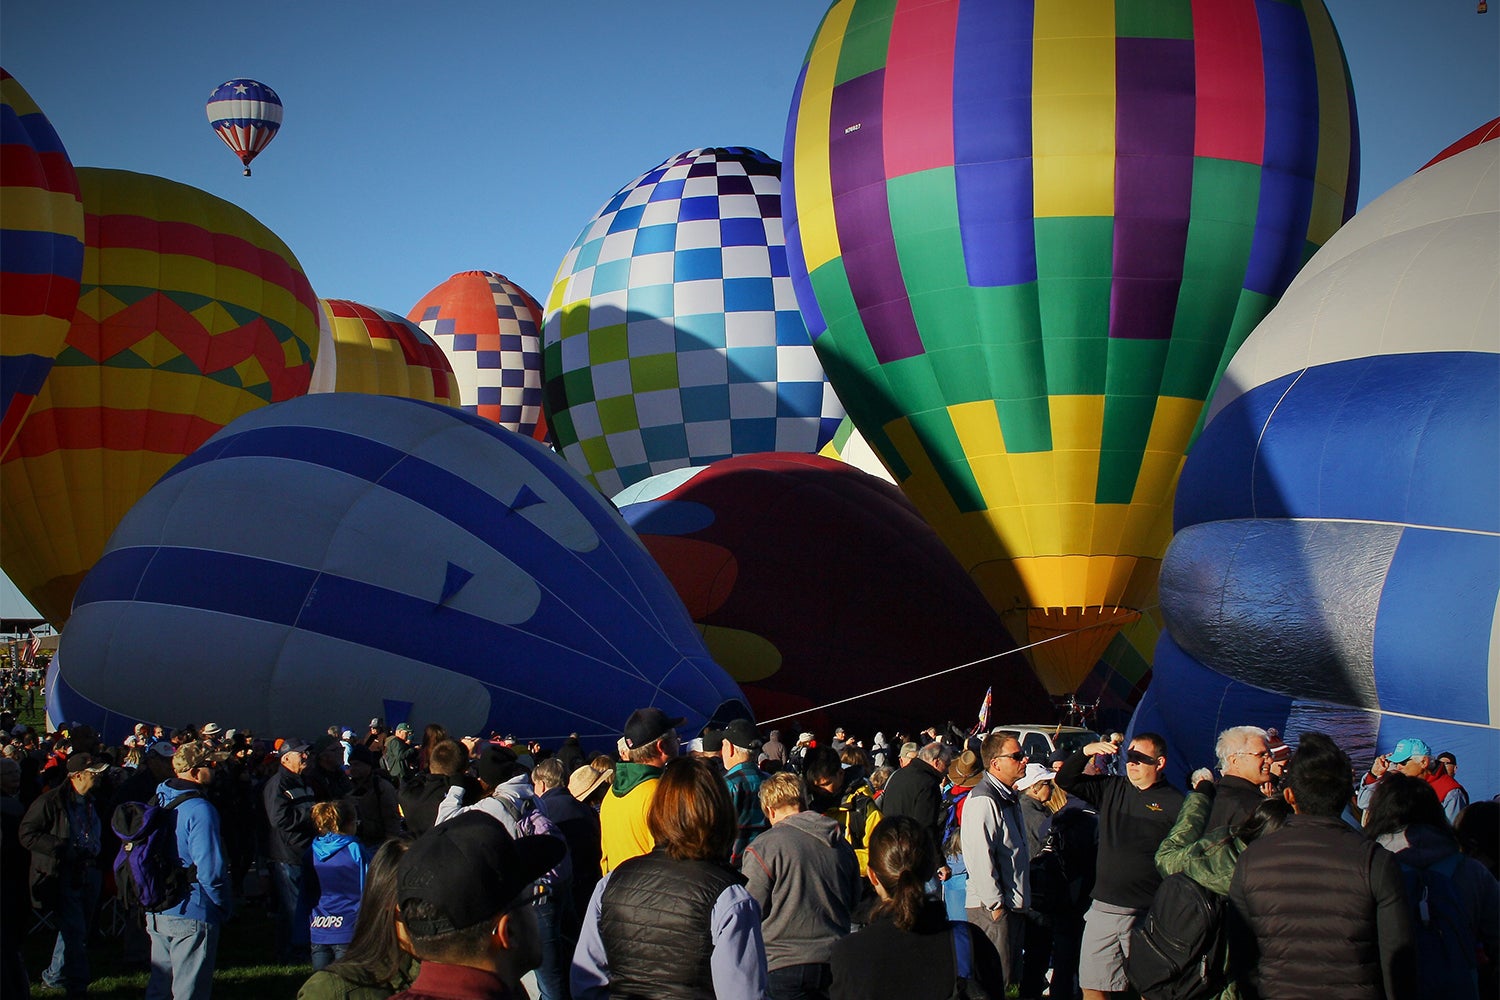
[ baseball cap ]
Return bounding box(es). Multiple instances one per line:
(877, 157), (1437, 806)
(711, 718), (762, 752)
(1015, 762), (1053, 791)
(1048, 748), (1069, 767)
(395, 722), (412, 735)
(1437, 751), (1457, 765)
(278, 739), (311, 755)
(1387, 737), (1432, 764)
(369, 717), (383, 729)
(66, 753), (109, 774)
(173, 743), (210, 774)
(147, 742), (176, 760)
(622, 707), (685, 751)
(899, 742), (919, 759)
(397, 812), (565, 936)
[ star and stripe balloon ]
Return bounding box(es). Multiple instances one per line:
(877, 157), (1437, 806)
(784, 0), (1359, 695)
(206, 78), (282, 176)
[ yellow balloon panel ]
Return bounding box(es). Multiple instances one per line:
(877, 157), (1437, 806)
(309, 299), (460, 406)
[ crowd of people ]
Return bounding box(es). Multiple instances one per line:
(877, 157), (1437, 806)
(0, 699), (1495, 1000)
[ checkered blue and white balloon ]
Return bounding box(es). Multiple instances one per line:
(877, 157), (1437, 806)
(542, 147), (845, 497)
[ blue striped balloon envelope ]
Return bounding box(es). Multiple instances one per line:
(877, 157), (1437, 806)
(56, 392), (748, 744)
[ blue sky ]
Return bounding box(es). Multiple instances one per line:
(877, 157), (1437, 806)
(2, 0), (1496, 619)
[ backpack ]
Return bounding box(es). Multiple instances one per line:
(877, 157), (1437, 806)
(110, 792), (201, 914)
(1126, 871), (1228, 1000)
(1401, 853), (1479, 1000)
(946, 921), (992, 1000)
(1027, 823), (1069, 918)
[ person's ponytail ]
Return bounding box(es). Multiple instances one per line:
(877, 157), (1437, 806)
(865, 815), (938, 932)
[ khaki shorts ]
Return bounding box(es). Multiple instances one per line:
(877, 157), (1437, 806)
(1079, 899), (1144, 992)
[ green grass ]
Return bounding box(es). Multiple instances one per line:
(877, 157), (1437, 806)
(24, 897), (313, 999)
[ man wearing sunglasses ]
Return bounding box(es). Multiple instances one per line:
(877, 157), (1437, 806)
(1057, 733), (1183, 1000)
(959, 733), (1031, 991)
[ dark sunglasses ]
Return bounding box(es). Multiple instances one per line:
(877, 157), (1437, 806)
(996, 752), (1028, 762)
(1125, 749), (1161, 765)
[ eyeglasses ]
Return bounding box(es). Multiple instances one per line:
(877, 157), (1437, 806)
(1232, 751), (1272, 760)
(1125, 750), (1162, 765)
(995, 752), (1028, 762)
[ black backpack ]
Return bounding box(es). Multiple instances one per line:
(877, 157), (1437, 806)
(110, 792), (201, 914)
(1126, 871), (1228, 1000)
(1400, 853), (1479, 1000)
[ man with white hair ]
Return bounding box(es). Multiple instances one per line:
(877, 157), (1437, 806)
(880, 740), (950, 852)
(1207, 725), (1272, 831)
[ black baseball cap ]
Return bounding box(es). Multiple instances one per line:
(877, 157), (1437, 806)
(623, 707), (685, 751)
(711, 718), (763, 752)
(397, 812), (564, 936)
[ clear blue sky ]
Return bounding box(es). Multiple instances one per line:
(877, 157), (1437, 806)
(2, 0), (1496, 619)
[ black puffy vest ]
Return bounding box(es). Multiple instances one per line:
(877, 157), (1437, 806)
(599, 850), (744, 1000)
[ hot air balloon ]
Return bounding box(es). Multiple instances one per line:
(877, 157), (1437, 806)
(0, 168), (319, 626)
(1135, 130), (1499, 797)
(206, 78), (282, 176)
(55, 393), (748, 744)
(784, 0), (1359, 696)
(1, 68), (84, 453)
(310, 298), (460, 406)
(614, 453), (1050, 735)
(543, 147), (846, 497)
(408, 271), (547, 437)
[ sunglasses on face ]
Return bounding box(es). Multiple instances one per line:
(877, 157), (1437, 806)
(995, 752), (1028, 762)
(1125, 749), (1161, 766)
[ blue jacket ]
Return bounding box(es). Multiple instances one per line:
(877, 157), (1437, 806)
(307, 833), (367, 945)
(155, 779), (230, 924)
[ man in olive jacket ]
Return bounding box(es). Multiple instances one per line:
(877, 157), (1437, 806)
(1229, 731), (1416, 1000)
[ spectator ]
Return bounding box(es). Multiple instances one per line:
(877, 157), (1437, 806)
(393, 811), (564, 1000)
(568, 763), (611, 812)
(533, 756), (602, 932)
(805, 745), (879, 878)
(398, 739), (475, 837)
(1356, 736), (1469, 824)
(306, 800), (369, 971)
(1, 756), (27, 998)
(144, 742), (231, 1000)
(572, 755), (768, 1000)
(297, 838), (418, 999)
(762, 729), (787, 769)
(1455, 799), (1499, 878)
(741, 771), (860, 1000)
(265, 739), (318, 963)
(599, 707), (682, 873)
(879, 741), (950, 859)
(959, 732), (1029, 990)
(362, 718), (388, 756)
(1229, 731), (1416, 1000)
(830, 814), (1007, 999)
(714, 718), (768, 866)
(897, 742), (919, 768)
(1056, 732), (1184, 1000)
(382, 723), (416, 785)
(1207, 725), (1272, 831)
(18, 751), (110, 996)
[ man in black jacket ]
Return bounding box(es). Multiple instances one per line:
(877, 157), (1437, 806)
(263, 739), (315, 962)
(1057, 732), (1184, 1000)
(1208, 725), (1272, 831)
(18, 752), (109, 997)
(1229, 731), (1416, 1000)
(879, 740), (949, 846)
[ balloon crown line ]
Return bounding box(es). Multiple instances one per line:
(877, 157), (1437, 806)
(757, 604), (1155, 727)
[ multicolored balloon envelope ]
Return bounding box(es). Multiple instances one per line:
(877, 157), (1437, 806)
(56, 393), (748, 744)
(784, 0), (1359, 696)
(613, 453), (1051, 735)
(206, 78), (282, 176)
(408, 271), (547, 437)
(0, 168), (319, 626)
(543, 147), (845, 497)
(310, 298), (460, 406)
(1134, 131), (1500, 796)
(1, 68), (84, 453)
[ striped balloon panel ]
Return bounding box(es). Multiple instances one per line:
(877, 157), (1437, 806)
(784, 0), (1357, 692)
(0, 167), (319, 626)
(408, 270), (546, 435)
(0, 68), (84, 453)
(311, 298), (460, 406)
(543, 147), (845, 498)
(58, 393), (745, 743)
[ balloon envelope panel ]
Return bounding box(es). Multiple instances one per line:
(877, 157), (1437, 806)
(408, 270), (546, 436)
(1143, 137), (1500, 798)
(615, 453), (1051, 735)
(310, 298), (460, 406)
(0, 68), (84, 453)
(0, 167), (319, 626)
(543, 147), (845, 497)
(58, 393), (745, 744)
(783, 0), (1358, 695)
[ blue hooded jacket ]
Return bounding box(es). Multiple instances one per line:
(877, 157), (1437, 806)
(154, 779), (230, 924)
(307, 833), (367, 945)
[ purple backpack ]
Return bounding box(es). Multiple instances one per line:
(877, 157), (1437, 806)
(111, 793), (200, 913)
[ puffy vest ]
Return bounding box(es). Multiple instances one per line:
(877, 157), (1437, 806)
(598, 851), (744, 999)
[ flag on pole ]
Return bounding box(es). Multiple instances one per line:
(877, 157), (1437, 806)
(969, 686), (993, 737)
(23, 631), (40, 664)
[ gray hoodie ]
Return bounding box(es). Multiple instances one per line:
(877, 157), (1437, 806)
(741, 809), (861, 971)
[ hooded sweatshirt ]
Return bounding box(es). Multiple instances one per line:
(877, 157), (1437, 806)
(740, 809), (860, 970)
(599, 762), (662, 874)
(155, 778), (230, 924)
(307, 832), (367, 945)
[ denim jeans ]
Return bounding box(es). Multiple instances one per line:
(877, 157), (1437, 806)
(767, 962), (832, 1000)
(311, 942), (348, 971)
(532, 893), (576, 1000)
(41, 867), (100, 995)
(271, 860), (308, 962)
(145, 913), (221, 1000)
